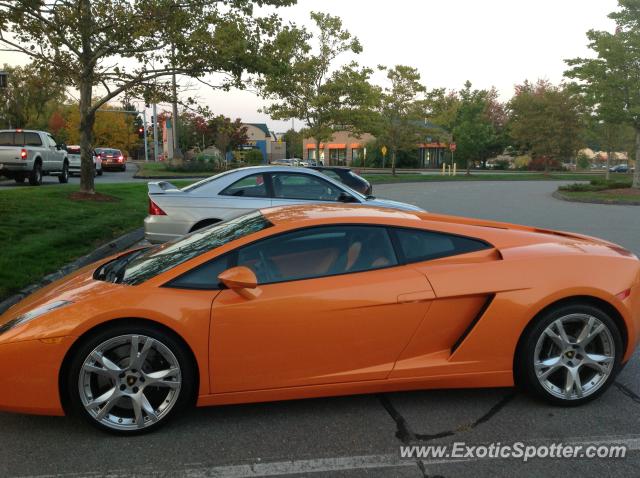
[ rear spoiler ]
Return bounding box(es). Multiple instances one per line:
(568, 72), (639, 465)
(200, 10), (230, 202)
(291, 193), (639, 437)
(147, 181), (181, 194)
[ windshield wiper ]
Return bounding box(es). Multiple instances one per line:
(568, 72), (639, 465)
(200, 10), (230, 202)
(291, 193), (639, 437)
(365, 195), (376, 200)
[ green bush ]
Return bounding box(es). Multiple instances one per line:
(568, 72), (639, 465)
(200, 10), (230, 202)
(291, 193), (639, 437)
(244, 149), (265, 165)
(559, 178), (632, 192)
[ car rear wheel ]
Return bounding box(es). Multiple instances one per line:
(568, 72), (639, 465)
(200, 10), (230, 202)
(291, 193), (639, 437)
(28, 161), (42, 186)
(67, 323), (196, 435)
(58, 161), (69, 183)
(519, 303), (622, 405)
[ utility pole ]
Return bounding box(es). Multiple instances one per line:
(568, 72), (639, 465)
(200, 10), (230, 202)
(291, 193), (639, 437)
(142, 109), (149, 162)
(171, 46), (182, 160)
(152, 103), (159, 161)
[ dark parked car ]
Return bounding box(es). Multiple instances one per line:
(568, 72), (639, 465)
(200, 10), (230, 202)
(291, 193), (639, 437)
(309, 166), (372, 195)
(96, 148), (126, 172)
(609, 164), (634, 173)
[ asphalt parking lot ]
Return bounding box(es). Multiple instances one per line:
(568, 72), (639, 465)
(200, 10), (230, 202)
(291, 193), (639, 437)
(1, 180), (640, 478)
(0, 165), (139, 188)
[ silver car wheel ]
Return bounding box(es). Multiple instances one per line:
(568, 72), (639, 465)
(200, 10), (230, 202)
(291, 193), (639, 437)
(534, 313), (615, 400)
(78, 334), (182, 431)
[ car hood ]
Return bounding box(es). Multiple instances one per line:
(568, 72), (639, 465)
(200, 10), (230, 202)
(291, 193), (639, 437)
(0, 259), (121, 328)
(363, 197), (424, 212)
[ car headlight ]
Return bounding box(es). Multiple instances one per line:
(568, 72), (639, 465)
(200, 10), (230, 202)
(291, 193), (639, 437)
(0, 300), (72, 336)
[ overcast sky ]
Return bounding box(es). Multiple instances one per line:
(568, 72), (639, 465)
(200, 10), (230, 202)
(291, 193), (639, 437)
(1, 0), (619, 132)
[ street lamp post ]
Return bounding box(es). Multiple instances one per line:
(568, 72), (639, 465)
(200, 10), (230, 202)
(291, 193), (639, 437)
(0, 71), (9, 128)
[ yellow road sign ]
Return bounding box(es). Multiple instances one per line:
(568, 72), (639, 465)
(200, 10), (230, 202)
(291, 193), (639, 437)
(381, 145), (387, 156)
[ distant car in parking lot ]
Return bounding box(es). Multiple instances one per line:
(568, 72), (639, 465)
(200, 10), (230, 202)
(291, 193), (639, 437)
(310, 166), (372, 195)
(96, 148), (126, 171)
(270, 158), (301, 166)
(66, 145), (102, 176)
(609, 164), (634, 173)
(144, 165), (422, 243)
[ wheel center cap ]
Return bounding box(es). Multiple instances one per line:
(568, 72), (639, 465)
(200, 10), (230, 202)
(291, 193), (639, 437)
(126, 376), (137, 386)
(565, 350), (576, 359)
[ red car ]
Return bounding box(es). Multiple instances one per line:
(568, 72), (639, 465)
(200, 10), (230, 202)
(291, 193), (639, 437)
(96, 148), (126, 172)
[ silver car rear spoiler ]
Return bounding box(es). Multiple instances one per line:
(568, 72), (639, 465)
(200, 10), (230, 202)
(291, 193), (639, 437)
(147, 181), (181, 194)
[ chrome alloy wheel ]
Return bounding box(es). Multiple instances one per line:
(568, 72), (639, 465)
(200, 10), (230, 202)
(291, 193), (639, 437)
(534, 314), (615, 400)
(78, 334), (182, 431)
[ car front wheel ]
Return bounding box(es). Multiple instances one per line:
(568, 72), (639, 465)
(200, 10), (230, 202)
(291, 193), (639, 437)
(67, 324), (196, 435)
(58, 162), (69, 183)
(519, 303), (622, 405)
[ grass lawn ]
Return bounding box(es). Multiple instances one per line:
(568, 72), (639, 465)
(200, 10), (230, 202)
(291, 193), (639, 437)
(362, 172), (605, 184)
(135, 162), (217, 178)
(0, 181), (191, 302)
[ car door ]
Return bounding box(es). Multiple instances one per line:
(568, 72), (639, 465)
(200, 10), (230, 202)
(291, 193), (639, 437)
(268, 171), (354, 207)
(209, 225), (435, 393)
(45, 133), (61, 170)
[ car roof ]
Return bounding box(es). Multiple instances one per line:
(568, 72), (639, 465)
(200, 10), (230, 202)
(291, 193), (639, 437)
(260, 204), (424, 226)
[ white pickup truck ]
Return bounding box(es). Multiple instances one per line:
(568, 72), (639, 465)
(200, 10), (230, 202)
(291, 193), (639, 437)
(0, 129), (69, 185)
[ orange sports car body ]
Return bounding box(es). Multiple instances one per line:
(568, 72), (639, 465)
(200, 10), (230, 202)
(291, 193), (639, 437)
(1, 204), (639, 433)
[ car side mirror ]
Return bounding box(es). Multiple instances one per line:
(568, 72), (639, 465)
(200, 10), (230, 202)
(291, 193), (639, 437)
(218, 266), (260, 299)
(338, 192), (357, 203)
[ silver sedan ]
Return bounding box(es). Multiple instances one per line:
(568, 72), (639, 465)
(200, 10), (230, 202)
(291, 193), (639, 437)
(144, 166), (422, 243)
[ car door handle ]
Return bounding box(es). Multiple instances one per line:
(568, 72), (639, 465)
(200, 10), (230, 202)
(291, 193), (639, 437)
(397, 290), (435, 304)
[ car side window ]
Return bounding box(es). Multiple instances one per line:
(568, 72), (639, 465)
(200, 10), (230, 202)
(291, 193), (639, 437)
(391, 228), (490, 263)
(271, 172), (343, 201)
(237, 226), (398, 284)
(46, 134), (57, 148)
(164, 253), (235, 290)
(220, 173), (268, 198)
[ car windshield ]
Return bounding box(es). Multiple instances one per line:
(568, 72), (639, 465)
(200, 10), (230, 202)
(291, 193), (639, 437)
(111, 211), (272, 285)
(97, 149), (119, 156)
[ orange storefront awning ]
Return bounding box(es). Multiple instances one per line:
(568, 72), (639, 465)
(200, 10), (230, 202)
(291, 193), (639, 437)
(418, 142), (447, 148)
(350, 143), (363, 149)
(327, 143), (346, 149)
(305, 143), (325, 149)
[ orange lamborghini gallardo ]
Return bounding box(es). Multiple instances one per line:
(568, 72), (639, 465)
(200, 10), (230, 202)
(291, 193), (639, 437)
(1, 205), (639, 434)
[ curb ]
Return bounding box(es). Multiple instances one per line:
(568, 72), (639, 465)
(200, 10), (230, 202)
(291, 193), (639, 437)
(552, 190), (640, 206)
(0, 227), (145, 315)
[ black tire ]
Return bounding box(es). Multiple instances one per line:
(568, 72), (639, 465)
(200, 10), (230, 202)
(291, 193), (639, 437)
(28, 161), (43, 186)
(14, 175), (25, 184)
(58, 161), (69, 183)
(65, 322), (196, 435)
(517, 302), (622, 406)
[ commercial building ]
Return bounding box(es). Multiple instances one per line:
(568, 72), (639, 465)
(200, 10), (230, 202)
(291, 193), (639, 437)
(241, 123), (286, 163)
(303, 129), (449, 168)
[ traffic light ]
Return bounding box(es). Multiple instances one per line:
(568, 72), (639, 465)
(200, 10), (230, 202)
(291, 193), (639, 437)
(137, 126), (145, 139)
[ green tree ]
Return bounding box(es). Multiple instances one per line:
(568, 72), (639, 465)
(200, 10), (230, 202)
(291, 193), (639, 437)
(452, 81), (505, 174)
(375, 65), (428, 175)
(0, 62), (66, 129)
(257, 12), (379, 164)
(282, 129), (303, 158)
(0, 0), (295, 193)
(508, 80), (584, 173)
(565, 0), (640, 188)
